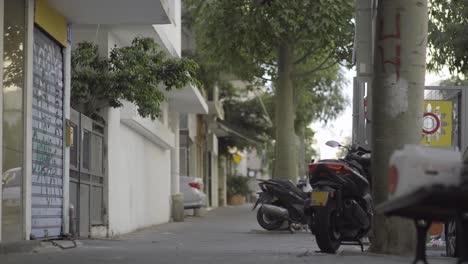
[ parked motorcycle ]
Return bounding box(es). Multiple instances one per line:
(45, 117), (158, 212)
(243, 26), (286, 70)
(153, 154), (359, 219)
(253, 178), (310, 232)
(305, 140), (373, 253)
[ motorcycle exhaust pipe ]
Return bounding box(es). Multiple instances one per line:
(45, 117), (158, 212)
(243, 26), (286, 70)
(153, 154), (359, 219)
(261, 204), (289, 221)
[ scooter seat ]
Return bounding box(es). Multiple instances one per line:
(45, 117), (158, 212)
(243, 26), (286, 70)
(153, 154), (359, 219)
(268, 179), (308, 199)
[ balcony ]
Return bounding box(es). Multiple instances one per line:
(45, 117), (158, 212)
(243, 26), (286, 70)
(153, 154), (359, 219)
(120, 102), (175, 150)
(166, 84), (209, 115)
(48, 0), (171, 25)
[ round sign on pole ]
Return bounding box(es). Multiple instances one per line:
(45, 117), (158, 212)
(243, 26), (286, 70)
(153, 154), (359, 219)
(422, 112), (440, 135)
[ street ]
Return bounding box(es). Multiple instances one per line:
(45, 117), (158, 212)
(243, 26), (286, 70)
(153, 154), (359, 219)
(0, 205), (453, 264)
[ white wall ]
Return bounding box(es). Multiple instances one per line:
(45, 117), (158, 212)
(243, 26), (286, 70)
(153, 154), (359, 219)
(72, 25), (114, 55)
(107, 109), (171, 236)
(188, 114), (197, 141)
(73, 29), (173, 236)
(235, 151), (248, 177)
(247, 148), (262, 171)
(189, 141), (198, 178)
(153, 0), (181, 57)
(208, 134), (219, 207)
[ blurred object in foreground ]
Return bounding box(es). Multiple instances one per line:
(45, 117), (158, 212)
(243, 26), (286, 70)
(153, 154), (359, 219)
(389, 145), (462, 199)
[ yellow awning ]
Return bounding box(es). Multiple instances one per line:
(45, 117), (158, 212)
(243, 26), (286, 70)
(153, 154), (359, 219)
(35, 0), (68, 47)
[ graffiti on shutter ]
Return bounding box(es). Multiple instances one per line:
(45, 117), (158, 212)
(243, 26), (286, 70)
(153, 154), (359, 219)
(31, 27), (64, 239)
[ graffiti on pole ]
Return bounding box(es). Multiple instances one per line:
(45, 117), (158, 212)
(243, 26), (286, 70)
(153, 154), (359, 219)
(379, 13), (401, 81)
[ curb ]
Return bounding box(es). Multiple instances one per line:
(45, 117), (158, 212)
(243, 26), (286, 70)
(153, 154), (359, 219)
(0, 240), (42, 255)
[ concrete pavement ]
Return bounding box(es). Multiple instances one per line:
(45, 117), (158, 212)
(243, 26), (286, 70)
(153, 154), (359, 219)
(0, 205), (454, 264)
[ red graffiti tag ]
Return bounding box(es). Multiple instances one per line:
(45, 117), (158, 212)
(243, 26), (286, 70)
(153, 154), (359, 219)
(379, 13), (401, 80)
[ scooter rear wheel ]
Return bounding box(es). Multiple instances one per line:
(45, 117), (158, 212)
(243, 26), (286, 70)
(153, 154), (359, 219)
(257, 206), (284, 230)
(311, 203), (341, 253)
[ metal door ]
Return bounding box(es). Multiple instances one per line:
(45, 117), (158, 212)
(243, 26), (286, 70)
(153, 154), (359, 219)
(69, 109), (105, 237)
(31, 27), (64, 239)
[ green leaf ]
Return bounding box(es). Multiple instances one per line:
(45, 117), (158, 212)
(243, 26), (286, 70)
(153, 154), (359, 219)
(71, 38), (200, 119)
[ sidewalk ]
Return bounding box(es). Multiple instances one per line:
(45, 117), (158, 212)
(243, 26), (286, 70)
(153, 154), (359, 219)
(0, 205), (455, 264)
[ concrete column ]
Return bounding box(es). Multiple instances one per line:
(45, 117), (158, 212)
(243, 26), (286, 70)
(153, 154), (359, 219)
(170, 111), (184, 222)
(211, 153), (218, 208)
(0, 0), (4, 241)
(105, 107), (120, 236)
(170, 111), (180, 194)
(218, 156), (227, 207)
(61, 32), (72, 235)
(23, 0), (35, 240)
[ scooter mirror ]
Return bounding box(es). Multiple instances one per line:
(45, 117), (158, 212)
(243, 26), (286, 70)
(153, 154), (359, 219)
(326, 140), (341, 148)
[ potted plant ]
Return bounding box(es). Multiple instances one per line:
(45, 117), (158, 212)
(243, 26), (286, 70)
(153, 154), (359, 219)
(227, 175), (249, 205)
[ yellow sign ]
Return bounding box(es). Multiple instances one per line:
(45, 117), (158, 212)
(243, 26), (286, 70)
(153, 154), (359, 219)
(233, 154), (242, 164)
(35, 0), (68, 47)
(310, 191), (330, 207)
(421, 100), (452, 147)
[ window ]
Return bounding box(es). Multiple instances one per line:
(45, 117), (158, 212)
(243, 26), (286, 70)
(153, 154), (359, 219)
(2, 0), (26, 242)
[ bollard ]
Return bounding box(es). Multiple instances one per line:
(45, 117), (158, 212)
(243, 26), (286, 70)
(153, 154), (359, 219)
(69, 204), (77, 238)
(171, 193), (185, 222)
(194, 207), (207, 217)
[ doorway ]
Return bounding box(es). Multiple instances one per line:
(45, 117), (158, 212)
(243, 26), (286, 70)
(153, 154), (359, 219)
(69, 109), (105, 237)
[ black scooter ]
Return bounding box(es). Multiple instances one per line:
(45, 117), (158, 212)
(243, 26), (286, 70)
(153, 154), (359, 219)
(253, 178), (309, 232)
(305, 140), (373, 253)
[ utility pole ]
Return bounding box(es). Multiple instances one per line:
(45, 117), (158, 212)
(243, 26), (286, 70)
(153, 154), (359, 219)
(370, 0), (428, 255)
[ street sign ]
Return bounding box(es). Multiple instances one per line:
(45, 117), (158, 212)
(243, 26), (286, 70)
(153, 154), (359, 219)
(422, 100), (453, 147)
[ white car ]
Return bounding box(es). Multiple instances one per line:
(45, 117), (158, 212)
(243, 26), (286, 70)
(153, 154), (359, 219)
(2, 167), (22, 207)
(180, 176), (207, 209)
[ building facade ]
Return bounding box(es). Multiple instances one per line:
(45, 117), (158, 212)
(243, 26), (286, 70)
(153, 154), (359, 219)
(0, 0), (208, 242)
(1, 0), (74, 242)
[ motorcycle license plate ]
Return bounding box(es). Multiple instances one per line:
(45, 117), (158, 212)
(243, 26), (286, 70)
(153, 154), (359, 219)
(310, 192), (330, 207)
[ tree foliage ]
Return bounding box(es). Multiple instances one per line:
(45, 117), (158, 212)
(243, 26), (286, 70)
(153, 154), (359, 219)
(183, 50), (239, 100)
(294, 64), (348, 130)
(226, 175), (250, 197)
(71, 37), (199, 119)
(428, 0), (468, 75)
(440, 76), (468, 86)
(187, 0), (354, 81)
(3, 24), (25, 89)
(304, 128), (318, 161)
(223, 92), (273, 143)
(187, 0), (354, 180)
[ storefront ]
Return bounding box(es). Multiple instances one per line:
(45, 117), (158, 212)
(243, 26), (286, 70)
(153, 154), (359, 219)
(0, 0), (192, 242)
(1, 0), (70, 242)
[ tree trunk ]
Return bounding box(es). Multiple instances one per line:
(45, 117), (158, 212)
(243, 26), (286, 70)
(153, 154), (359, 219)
(297, 125), (306, 178)
(370, 0), (428, 255)
(273, 42), (298, 182)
